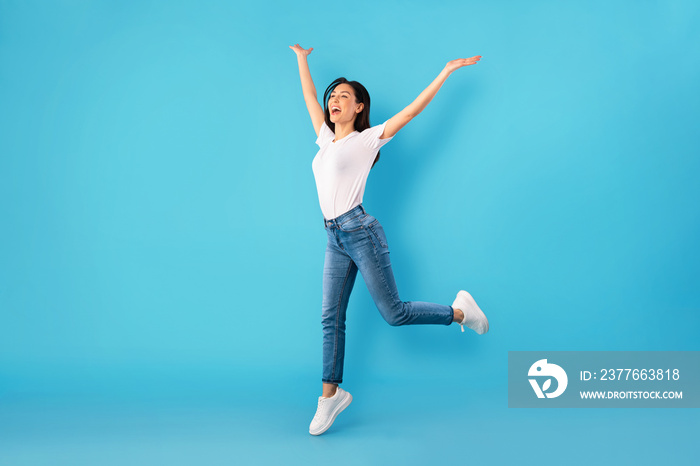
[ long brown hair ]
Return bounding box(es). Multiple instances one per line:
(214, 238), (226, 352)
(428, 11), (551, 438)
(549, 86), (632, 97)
(323, 77), (381, 168)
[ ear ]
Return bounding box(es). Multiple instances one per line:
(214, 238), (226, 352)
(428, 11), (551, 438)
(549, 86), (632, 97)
(356, 102), (364, 113)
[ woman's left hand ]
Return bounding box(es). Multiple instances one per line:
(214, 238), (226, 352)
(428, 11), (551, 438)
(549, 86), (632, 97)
(444, 56), (482, 74)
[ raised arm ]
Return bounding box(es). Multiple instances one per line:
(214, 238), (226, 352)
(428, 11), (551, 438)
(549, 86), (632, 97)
(381, 56), (482, 139)
(289, 44), (325, 137)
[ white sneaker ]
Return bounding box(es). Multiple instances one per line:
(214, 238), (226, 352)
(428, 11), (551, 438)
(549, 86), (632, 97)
(452, 290), (489, 334)
(309, 387), (352, 436)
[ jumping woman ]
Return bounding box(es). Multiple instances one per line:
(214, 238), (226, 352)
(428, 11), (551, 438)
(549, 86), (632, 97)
(289, 44), (489, 436)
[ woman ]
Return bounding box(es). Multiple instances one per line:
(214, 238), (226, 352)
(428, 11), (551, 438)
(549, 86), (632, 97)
(289, 44), (489, 436)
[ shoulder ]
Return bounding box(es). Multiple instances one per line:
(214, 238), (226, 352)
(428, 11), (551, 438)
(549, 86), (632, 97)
(358, 121), (394, 150)
(315, 121), (334, 147)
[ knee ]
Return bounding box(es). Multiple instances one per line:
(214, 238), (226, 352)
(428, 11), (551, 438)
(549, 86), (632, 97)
(321, 312), (333, 327)
(381, 302), (408, 327)
(322, 304), (348, 330)
(321, 306), (336, 326)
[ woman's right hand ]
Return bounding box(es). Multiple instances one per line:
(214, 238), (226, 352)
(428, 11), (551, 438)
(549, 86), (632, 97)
(289, 44), (313, 57)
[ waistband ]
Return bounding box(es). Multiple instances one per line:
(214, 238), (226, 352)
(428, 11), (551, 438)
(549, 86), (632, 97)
(323, 204), (366, 229)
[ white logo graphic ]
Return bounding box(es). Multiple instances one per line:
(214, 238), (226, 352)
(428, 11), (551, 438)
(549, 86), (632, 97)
(528, 359), (568, 398)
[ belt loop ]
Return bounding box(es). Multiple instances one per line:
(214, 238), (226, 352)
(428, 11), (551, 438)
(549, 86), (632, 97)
(360, 204), (366, 214)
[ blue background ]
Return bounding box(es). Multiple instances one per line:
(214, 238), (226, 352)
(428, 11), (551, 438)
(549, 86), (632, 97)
(1, 0), (698, 464)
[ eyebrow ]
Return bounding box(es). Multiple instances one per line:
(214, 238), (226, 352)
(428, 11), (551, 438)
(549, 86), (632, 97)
(330, 91), (351, 95)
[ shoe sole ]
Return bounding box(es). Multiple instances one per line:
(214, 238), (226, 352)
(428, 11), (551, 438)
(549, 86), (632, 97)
(309, 392), (353, 436)
(457, 290), (489, 334)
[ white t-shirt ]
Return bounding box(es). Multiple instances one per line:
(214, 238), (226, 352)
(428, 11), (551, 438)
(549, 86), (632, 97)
(312, 120), (394, 220)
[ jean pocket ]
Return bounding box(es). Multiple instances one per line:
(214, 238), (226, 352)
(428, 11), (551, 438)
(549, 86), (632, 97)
(338, 215), (364, 232)
(367, 221), (388, 249)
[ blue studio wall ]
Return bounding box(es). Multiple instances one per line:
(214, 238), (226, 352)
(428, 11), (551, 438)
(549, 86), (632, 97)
(1, 0), (698, 464)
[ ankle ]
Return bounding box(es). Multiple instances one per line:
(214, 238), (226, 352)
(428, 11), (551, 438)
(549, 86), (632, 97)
(322, 384), (338, 398)
(453, 308), (464, 323)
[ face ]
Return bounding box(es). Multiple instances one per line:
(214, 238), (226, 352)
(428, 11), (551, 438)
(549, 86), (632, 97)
(328, 83), (364, 125)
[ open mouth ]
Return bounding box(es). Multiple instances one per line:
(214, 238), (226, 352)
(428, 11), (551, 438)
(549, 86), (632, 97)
(331, 106), (341, 116)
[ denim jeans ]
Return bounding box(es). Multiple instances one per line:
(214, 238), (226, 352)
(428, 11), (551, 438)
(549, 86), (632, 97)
(321, 204), (454, 384)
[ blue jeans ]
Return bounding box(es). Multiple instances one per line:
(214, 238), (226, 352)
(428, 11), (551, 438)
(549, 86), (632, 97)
(321, 204), (454, 384)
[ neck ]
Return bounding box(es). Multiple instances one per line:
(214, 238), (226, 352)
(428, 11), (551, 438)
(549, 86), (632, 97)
(333, 120), (356, 141)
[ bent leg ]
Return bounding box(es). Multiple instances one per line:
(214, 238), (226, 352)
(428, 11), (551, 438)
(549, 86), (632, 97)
(348, 218), (453, 327)
(321, 238), (358, 384)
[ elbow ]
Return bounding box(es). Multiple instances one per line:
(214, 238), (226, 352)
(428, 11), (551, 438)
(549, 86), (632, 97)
(402, 107), (419, 121)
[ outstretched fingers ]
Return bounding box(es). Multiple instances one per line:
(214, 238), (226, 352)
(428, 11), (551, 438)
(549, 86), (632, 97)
(445, 55), (481, 73)
(290, 44), (314, 56)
